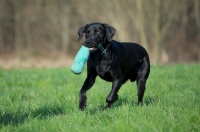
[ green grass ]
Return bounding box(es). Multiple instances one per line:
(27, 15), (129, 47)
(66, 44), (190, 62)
(0, 64), (200, 132)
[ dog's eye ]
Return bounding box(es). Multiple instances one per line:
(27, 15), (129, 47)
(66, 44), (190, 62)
(85, 31), (89, 35)
(95, 31), (100, 35)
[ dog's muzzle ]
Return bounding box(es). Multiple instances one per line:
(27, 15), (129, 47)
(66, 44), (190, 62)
(83, 43), (107, 54)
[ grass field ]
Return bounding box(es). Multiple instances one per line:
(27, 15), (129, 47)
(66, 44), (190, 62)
(0, 64), (200, 132)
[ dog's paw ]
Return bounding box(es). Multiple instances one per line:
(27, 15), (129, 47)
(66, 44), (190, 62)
(79, 96), (87, 110)
(79, 100), (86, 110)
(105, 103), (113, 109)
(79, 104), (86, 111)
(106, 94), (118, 104)
(137, 101), (143, 106)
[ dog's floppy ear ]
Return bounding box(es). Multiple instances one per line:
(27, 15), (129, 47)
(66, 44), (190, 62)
(77, 25), (86, 42)
(102, 24), (116, 42)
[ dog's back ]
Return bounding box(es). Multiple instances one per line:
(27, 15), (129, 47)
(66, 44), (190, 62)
(111, 40), (150, 83)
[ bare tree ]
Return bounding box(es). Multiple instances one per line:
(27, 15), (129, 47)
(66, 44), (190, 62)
(194, 0), (200, 29)
(24, 1), (33, 56)
(194, 0), (200, 60)
(13, 0), (23, 59)
(0, 26), (3, 54)
(103, 0), (130, 41)
(0, 0), (5, 54)
(134, 0), (148, 50)
(59, 0), (70, 57)
(143, 0), (188, 63)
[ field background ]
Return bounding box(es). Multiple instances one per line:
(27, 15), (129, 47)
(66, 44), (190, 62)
(0, 64), (200, 132)
(0, 0), (200, 131)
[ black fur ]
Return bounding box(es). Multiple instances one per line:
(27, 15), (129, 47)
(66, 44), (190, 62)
(77, 23), (150, 110)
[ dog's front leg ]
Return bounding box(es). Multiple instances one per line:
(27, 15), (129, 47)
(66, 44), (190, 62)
(79, 75), (96, 110)
(106, 77), (124, 108)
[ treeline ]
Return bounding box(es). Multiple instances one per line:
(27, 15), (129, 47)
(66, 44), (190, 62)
(0, 0), (199, 64)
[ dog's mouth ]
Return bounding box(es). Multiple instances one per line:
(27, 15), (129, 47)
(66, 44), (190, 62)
(89, 47), (99, 52)
(83, 43), (96, 51)
(84, 42), (103, 52)
(89, 47), (94, 51)
(88, 45), (99, 52)
(88, 43), (107, 54)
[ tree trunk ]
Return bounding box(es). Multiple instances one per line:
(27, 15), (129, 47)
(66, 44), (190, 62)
(135, 0), (148, 50)
(0, 0), (4, 54)
(24, 14), (33, 56)
(194, 0), (200, 29)
(194, 0), (200, 60)
(13, 0), (22, 60)
(59, 0), (70, 57)
(153, 0), (162, 64)
(0, 26), (4, 54)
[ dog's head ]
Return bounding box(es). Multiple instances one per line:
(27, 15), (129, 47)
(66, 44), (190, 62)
(77, 23), (116, 52)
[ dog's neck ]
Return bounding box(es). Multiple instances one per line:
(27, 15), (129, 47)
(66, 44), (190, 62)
(98, 43), (107, 55)
(90, 42), (111, 64)
(100, 42), (111, 57)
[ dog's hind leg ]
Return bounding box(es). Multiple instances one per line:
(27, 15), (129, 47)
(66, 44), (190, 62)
(136, 56), (150, 105)
(106, 75), (124, 108)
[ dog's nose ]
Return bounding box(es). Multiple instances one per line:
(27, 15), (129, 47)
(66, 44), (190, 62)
(83, 40), (91, 47)
(85, 39), (91, 44)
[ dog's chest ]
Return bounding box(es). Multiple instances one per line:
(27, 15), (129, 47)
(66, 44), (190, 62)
(96, 65), (112, 81)
(94, 57), (108, 76)
(96, 65), (106, 76)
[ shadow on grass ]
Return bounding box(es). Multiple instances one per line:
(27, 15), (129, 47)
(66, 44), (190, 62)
(85, 96), (157, 115)
(0, 112), (29, 127)
(114, 96), (157, 107)
(144, 97), (158, 106)
(0, 105), (65, 127)
(0, 98), (158, 126)
(31, 105), (65, 119)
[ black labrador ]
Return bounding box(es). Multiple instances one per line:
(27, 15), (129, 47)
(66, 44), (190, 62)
(77, 23), (150, 110)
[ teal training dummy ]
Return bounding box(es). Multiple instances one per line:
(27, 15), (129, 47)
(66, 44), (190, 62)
(71, 45), (89, 74)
